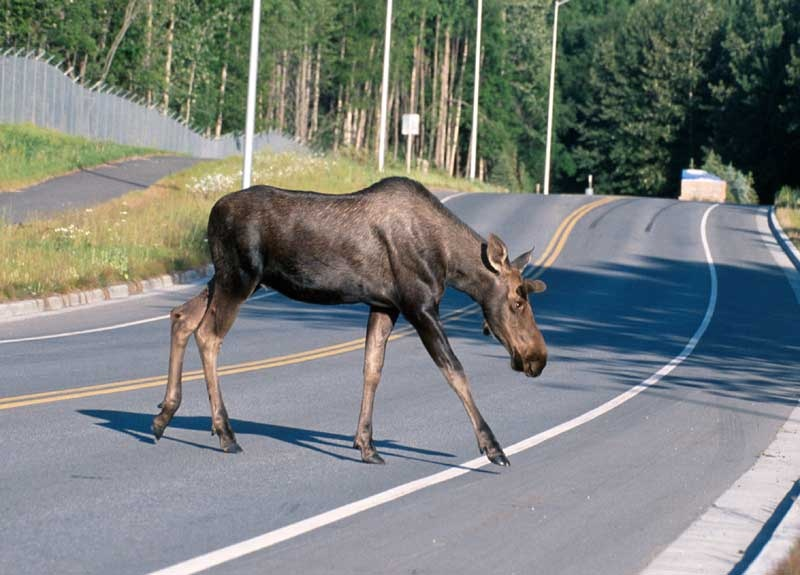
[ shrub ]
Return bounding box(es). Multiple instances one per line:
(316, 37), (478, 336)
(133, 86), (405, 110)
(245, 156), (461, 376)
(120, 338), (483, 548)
(701, 150), (758, 205)
(775, 185), (800, 209)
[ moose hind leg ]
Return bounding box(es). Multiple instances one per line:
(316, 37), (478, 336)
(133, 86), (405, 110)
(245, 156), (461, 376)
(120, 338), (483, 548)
(195, 284), (250, 453)
(354, 306), (399, 464)
(152, 287), (210, 441)
(408, 305), (510, 467)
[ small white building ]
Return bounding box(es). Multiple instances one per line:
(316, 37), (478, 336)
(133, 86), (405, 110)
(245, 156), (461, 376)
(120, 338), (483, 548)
(679, 169), (727, 202)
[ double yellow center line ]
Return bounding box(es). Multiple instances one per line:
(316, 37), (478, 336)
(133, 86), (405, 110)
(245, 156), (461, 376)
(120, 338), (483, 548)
(0, 195), (618, 411)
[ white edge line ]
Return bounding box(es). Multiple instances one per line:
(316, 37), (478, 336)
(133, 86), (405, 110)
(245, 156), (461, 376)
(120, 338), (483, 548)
(0, 290), (276, 345)
(642, 206), (800, 575)
(440, 191), (471, 204)
(147, 203), (720, 575)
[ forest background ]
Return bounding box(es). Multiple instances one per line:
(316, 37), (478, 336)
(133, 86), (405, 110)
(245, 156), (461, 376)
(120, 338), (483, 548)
(1, 0), (798, 203)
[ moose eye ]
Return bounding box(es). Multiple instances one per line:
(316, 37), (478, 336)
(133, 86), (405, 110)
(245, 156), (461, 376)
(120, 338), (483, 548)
(513, 300), (525, 311)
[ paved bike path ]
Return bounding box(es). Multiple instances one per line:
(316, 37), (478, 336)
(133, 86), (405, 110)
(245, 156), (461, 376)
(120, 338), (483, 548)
(0, 155), (201, 223)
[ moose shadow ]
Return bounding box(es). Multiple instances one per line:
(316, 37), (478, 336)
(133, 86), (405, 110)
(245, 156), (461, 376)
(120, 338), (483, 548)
(77, 408), (497, 473)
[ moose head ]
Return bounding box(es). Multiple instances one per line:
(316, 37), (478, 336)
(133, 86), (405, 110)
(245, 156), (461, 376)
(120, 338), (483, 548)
(481, 234), (548, 378)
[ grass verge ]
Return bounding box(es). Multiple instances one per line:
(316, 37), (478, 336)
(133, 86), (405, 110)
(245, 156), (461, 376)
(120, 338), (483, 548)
(0, 123), (160, 192)
(0, 148), (497, 302)
(776, 207), (800, 251)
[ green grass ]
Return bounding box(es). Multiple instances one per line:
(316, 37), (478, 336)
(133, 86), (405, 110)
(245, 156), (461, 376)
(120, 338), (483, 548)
(0, 123), (160, 191)
(0, 147), (498, 301)
(776, 207), (800, 251)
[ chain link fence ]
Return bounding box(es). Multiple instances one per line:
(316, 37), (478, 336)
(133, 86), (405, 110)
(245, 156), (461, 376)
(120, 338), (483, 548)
(0, 49), (303, 158)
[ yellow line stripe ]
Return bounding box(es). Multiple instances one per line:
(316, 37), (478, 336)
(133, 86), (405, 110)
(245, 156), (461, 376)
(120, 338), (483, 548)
(0, 196), (618, 411)
(530, 196), (618, 279)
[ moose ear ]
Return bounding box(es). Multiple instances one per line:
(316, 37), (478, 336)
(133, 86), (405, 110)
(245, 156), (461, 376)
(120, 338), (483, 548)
(511, 247), (535, 271)
(524, 279), (547, 294)
(484, 233), (509, 273)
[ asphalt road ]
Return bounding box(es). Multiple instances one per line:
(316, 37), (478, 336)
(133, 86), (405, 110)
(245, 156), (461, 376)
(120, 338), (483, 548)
(1, 193), (797, 575)
(0, 155), (201, 223)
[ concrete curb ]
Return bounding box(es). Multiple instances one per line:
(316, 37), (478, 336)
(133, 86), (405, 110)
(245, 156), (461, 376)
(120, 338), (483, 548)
(770, 206), (800, 267)
(0, 264), (213, 321)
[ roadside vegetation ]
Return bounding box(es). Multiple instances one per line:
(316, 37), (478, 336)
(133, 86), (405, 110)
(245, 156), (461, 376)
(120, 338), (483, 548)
(0, 149), (494, 302)
(770, 538), (800, 575)
(775, 186), (800, 250)
(701, 150), (758, 205)
(3, 1), (799, 199)
(0, 123), (159, 192)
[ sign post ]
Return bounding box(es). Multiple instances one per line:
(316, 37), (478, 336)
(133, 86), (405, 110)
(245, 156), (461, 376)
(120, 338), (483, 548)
(402, 113), (420, 173)
(378, 0), (393, 172)
(242, 0), (261, 190)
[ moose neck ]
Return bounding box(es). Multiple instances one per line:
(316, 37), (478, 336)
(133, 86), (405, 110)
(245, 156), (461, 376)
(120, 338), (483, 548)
(446, 227), (497, 307)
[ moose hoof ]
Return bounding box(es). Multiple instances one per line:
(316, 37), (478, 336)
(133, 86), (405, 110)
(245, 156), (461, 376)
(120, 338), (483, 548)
(222, 441), (243, 454)
(362, 451), (386, 465)
(487, 451), (510, 467)
(152, 421), (165, 441)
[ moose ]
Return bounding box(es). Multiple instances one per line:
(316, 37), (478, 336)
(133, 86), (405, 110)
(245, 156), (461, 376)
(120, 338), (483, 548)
(152, 177), (548, 466)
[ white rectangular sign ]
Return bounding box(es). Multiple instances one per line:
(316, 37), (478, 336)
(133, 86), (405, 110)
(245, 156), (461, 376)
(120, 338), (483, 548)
(401, 113), (420, 136)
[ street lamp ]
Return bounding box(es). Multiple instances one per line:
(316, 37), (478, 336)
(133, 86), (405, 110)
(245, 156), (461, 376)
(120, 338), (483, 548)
(242, 0), (261, 189)
(468, 0), (483, 180)
(378, 0), (393, 172)
(543, 0), (570, 195)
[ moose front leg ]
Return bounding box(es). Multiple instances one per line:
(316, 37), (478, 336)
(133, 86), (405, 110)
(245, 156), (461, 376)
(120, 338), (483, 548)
(408, 305), (510, 466)
(354, 306), (399, 464)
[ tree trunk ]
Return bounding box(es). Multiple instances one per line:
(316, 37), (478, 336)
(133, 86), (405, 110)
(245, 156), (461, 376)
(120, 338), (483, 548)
(407, 34), (419, 170)
(215, 14), (233, 138)
(161, 0), (176, 114)
(435, 26), (451, 169)
(215, 58), (228, 137)
(278, 50), (288, 133)
(294, 49), (302, 139)
(311, 44), (321, 140)
(392, 80), (400, 161)
(344, 98), (353, 148)
(448, 37), (469, 175)
(144, 0), (153, 106)
(100, 0), (140, 84)
(429, 15), (440, 165)
(333, 39), (347, 150)
(334, 83), (344, 151)
(355, 108), (367, 151)
(78, 54), (88, 85)
(417, 14), (427, 163)
(184, 56), (196, 124)
(356, 41), (376, 152)
(303, 44), (312, 141)
(267, 60), (279, 129)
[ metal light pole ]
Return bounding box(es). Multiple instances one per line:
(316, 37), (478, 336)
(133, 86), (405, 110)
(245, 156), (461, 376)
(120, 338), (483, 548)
(468, 0), (483, 180)
(378, 0), (393, 172)
(543, 0), (570, 195)
(242, 0), (261, 189)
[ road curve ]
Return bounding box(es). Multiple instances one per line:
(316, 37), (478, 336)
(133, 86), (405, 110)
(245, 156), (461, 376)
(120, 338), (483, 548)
(0, 193), (797, 575)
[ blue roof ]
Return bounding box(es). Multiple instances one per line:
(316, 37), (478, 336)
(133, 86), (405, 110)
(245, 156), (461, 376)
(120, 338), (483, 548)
(682, 169), (723, 182)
